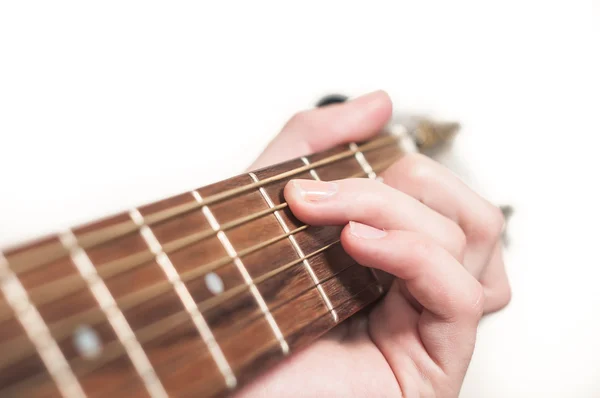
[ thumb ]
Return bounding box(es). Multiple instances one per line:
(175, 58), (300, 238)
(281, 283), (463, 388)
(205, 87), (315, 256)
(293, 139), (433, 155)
(248, 90), (393, 170)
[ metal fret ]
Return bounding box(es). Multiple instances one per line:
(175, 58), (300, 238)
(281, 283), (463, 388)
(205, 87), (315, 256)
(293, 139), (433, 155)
(249, 172), (339, 322)
(0, 132), (421, 397)
(194, 191), (290, 355)
(348, 144), (385, 292)
(349, 142), (377, 179)
(0, 136), (400, 282)
(301, 156), (321, 181)
(0, 253), (86, 398)
(390, 123), (418, 154)
(59, 231), (168, 398)
(129, 208), (237, 389)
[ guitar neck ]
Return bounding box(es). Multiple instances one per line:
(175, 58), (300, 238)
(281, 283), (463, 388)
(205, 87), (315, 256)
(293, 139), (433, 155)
(0, 130), (413, 397)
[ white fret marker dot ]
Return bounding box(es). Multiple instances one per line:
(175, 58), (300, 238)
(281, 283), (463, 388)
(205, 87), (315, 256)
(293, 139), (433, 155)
(73, 324), (103, 360)
(205, 272), (224, 295)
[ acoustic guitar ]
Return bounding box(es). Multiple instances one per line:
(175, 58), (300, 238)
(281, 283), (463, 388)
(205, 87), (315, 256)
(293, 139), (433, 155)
(0, 106), (459, 397)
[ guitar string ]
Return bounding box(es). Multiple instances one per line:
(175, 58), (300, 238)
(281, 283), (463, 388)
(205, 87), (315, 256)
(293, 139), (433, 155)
(173, 282), (382, 397)
(0, 153), (395, 327)
(6, 277), (383, 398)
(0, 202), (289, 324)
(0, 222), (302, 368)
(2, 134), (398, 276)
(0, 139), (389, 321)
(0, 148), (400, 397)
(2, 238), (383, 396)
(0, 161), (395, 371)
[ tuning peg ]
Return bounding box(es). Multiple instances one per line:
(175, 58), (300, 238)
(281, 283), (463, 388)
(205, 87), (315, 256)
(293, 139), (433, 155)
(316, 94), (348, 107)
(413, 120), (461, 150)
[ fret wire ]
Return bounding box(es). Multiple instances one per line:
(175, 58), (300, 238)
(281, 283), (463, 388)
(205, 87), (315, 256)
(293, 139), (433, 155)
(195, 191), (290, 355)
(0, 223), (311, 368)
(197, 241), (344, 339)
(3, 135), (399, 277)
(7, 238), (350, 393)
(59, 231), (168, 398)
(0, 160), (395, 368)
(248, 171), (339, 322)
(164, 240), (342, 338)
(85, 135), (394, 244)
(0, 202), (290, 325)
(129, 208), (237, 390)
(301, 156), (321, 181)
(348, 143), (386, 291)
(169, 280), (382, 397)
(193, 135), (396, 207)
(0, 142), (401, 393)
(350, 142), (377, 179)
(0, 160), (394, 368)
(0, 155), (399, 373)
(0, 253), (87, 398)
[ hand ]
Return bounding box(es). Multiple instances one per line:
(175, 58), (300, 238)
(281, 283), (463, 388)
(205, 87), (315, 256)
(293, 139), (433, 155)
(235, 91), (511, 397)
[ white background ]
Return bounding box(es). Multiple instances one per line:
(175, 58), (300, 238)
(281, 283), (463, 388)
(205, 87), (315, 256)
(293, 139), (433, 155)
(1, 1), (599, 397)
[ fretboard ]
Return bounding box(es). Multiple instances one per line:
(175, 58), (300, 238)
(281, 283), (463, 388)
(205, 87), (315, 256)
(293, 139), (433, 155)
(0, 131), (410, 398)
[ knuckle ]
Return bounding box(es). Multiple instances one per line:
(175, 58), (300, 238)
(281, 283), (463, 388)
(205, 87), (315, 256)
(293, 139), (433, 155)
(409, 235), (445, 266)
(462, 281), (485, 319)
(287, 110), (313, 128)
(396, 153), (434, 183)
(448, 226), (468, 261)
(470, 204), (505, 244)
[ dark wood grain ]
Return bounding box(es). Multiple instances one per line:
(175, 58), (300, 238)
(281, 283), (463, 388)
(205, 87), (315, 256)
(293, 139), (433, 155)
(308, 145), (366, 181)
(257, 261), (314, 310)
(3, 236), (68, 276)
(362, 140), (404, 172)
(0, 135), (406, 397)
(144, 320), (227, 398)
(0, 318), (55, 394)
(309, 243), (358, 281)
(199, 175), (265, 225)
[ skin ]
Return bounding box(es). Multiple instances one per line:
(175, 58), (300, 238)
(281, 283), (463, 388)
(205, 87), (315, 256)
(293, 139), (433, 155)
(233, 90), (511, 398)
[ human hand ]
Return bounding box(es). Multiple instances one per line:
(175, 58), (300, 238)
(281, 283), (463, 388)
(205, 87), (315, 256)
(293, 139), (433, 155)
(235, 91), (511, 397)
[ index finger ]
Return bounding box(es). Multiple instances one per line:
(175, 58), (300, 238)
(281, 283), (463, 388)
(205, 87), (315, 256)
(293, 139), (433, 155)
(248, 90), (393, 170)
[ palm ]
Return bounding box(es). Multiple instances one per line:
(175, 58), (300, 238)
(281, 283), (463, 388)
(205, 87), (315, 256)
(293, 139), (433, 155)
(237, 90), (510, 397)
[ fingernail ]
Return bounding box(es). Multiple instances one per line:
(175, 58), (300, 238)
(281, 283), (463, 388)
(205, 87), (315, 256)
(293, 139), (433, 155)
(292, 180), (337, 201)
(349, 221), (387, 239)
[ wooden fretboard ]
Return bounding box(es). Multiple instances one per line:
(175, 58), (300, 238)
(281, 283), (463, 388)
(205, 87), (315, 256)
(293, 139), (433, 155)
(0, 132), (409, 397)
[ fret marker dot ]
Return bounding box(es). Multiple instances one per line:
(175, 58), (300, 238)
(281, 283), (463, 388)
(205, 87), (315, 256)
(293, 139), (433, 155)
(73, 324), (103, 360)
(205, 272), (224, 295)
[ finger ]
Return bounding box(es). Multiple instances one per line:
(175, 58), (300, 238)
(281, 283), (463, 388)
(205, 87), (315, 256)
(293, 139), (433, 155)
(342, 222), (483, 380)
(480, 242), (512, 313)
(284, 178), (466, 261)
(248, 90), (393, 169)
(381, 153), (505, 278)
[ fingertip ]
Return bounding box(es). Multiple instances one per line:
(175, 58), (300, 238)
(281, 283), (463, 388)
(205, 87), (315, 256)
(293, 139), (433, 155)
(305, 90), (393, 151)
(480, 244), (512, 314)
(344, 89), (393, 129)
(248, 90), (393, 169)
(283, 179), (302, 204)
(340, 224), (360, 259)
(339, 222), (389, 265)
(282, 179), (326, 224)
(350, 89), (392, 105)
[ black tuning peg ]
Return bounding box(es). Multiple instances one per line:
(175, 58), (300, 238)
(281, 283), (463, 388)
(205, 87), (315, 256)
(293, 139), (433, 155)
(316, 94), (348, 108)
